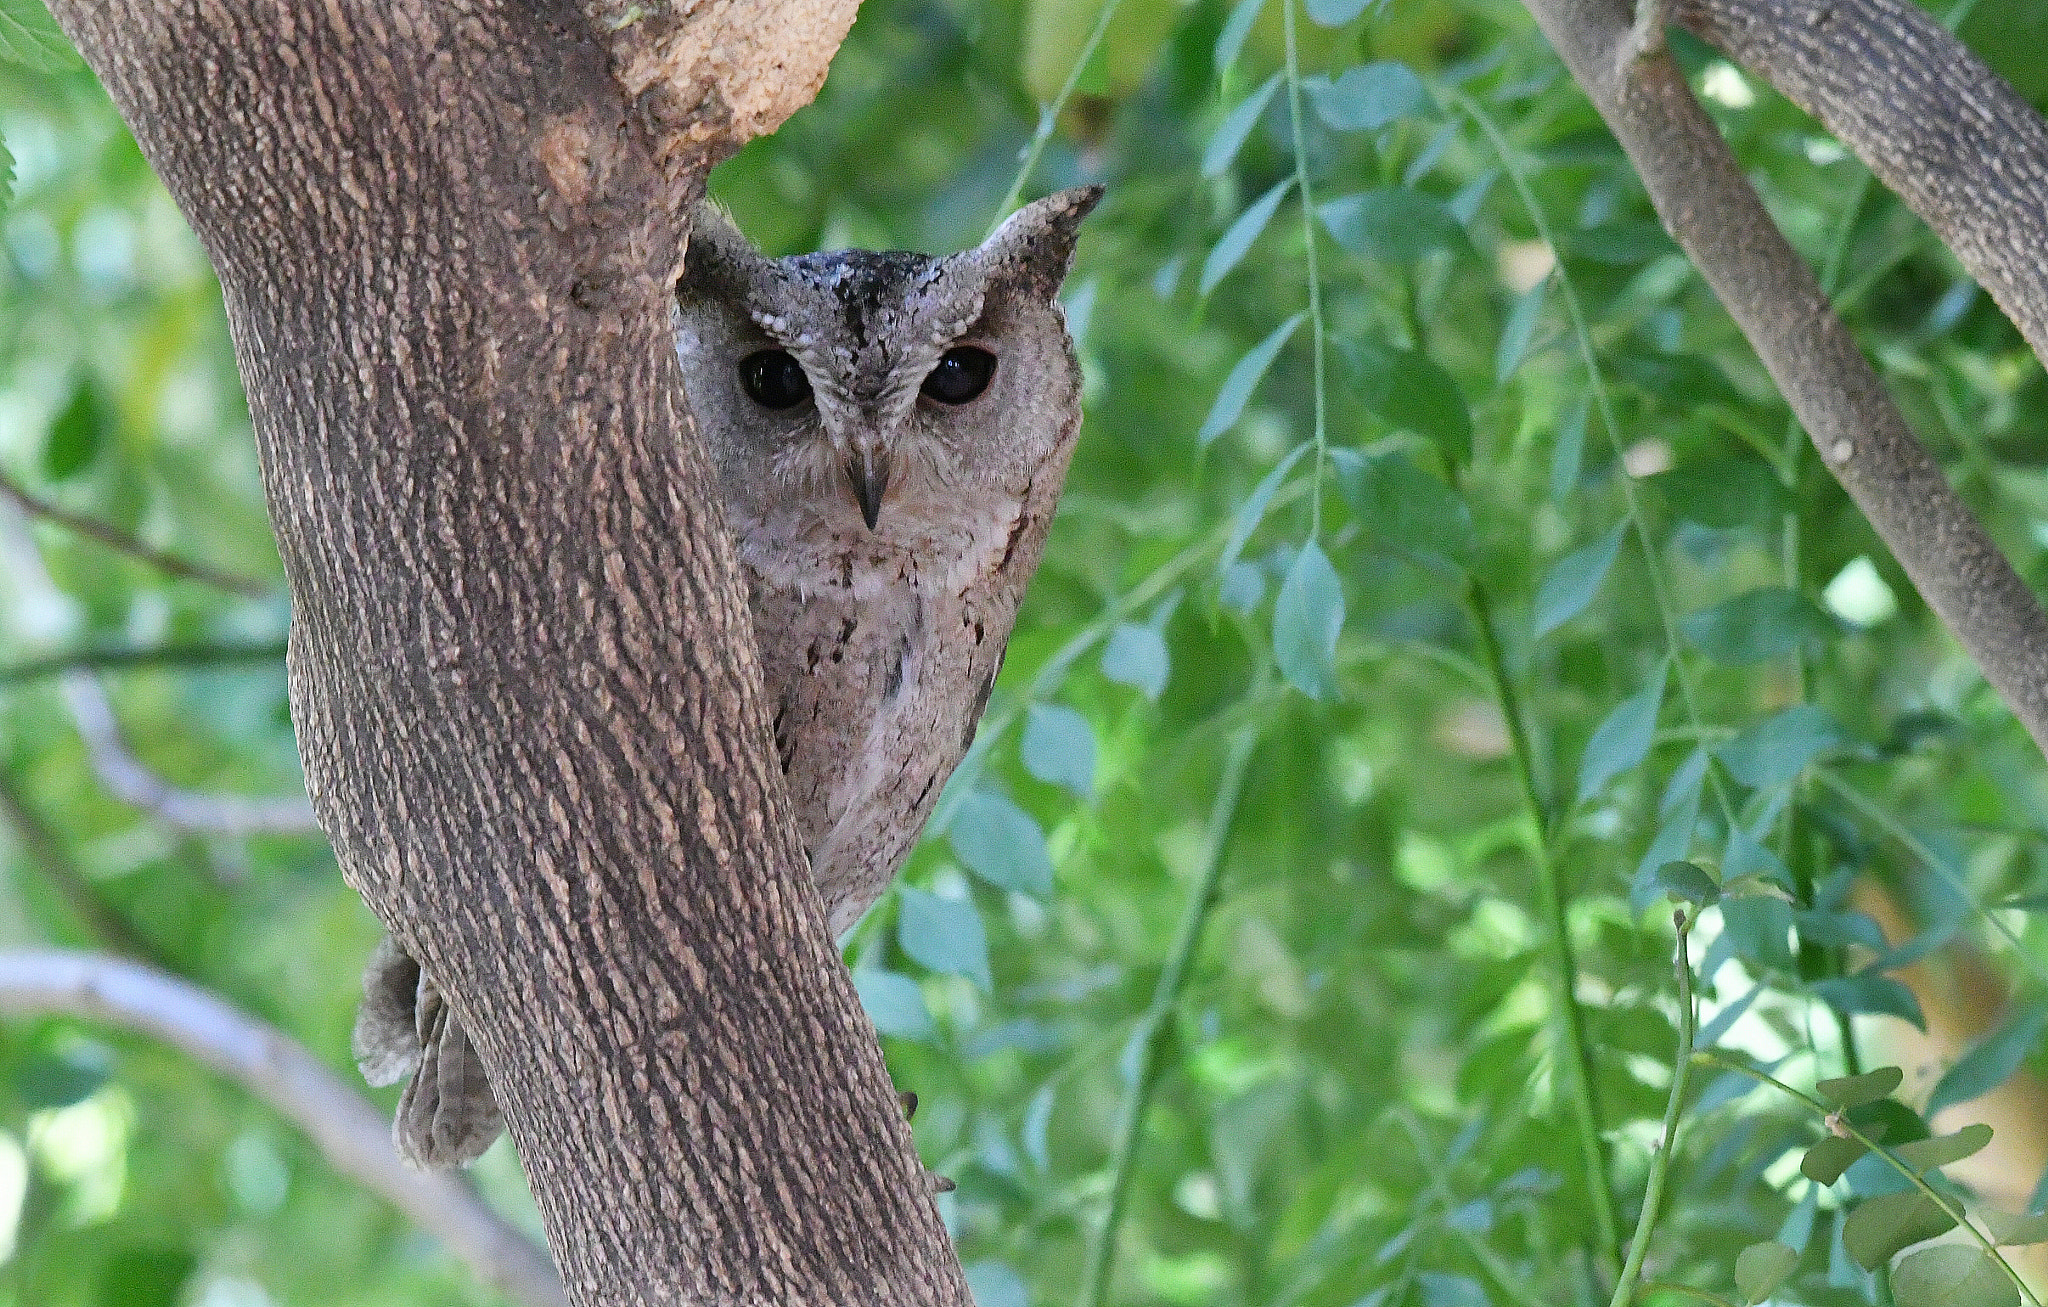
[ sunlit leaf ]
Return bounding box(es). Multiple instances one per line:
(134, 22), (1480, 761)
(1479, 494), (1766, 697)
(1533, 524), (1623, 640)
(1218, 441), (1312, 577)
(948, 791), (1055, 895)
(1022, 703), (1095, 798)
(1844, 1190), (1957, 1270)
(0, 0), (77, 72)
(1893, 1124), (1994, 1175)
(1274, 540), (1343, 700)
(1816, 1065), (1905, 1109)
(1198, 313), (1304, 445)
(1214, 0), (1267, 72)
(1202, 177), (1293, 295)
(852, 969), (935, 1041)
(1890, 1245), (2017, 1307)
(1927, 1006), (2048, 1116)
(43, 379), (106, 481)
(1735, 1240), (1798, 1304)
(1307, 62), (1427, 132)
(896, 886), (992, 989)
(1203, 73), (1283, 178)
(1102, 622), (1169, 699)
(1576, 660), (1666, 801)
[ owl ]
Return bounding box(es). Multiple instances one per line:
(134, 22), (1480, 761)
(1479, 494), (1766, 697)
(355, 186), (1103, 1167)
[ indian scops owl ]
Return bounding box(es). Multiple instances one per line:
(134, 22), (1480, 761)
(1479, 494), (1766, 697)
(353, 186), (1103, 1168)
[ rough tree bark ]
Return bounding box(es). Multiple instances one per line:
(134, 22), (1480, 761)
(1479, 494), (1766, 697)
(1518, 0), (2048, 760)
(43, 3), (971, 1304)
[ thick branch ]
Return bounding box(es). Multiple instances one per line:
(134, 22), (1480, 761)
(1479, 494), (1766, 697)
(44, 3), (965, 1302)
(1672, 0), (2048, 368)
(1520, 0), (2048, 759)
(0, 950), (566, 1307)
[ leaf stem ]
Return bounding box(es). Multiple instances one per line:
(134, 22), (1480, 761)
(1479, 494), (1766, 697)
(991, 0), (1121, 229)
(1465, 577), (1622, 1269)
(1695, 1052), (2041, 1307)
(1610, 914), (1697, 1307)
(1077, 720), (1261, 1307)
(1280, 0), (1329, 539)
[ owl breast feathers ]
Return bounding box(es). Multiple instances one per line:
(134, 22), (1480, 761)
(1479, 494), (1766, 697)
(354, 186), (1102, 1168)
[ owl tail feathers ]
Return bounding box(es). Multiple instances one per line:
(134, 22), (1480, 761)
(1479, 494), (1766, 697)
(981, 185), (1105, 299)
(353, 933), (505, 1169)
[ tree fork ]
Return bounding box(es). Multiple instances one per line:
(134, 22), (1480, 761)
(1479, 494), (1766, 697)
(43, 3), (970, 1303)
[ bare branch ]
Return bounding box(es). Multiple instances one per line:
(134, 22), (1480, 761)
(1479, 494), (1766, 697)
(0, 507), (318, 837)
(1520, 0), (2048, 759)
(0, 949), (566, 1307)
(0, 771), (169, 968)
(1672, 0), (2048, 369)
(0, 468), (275, 600)
(0, 638), (288, 687)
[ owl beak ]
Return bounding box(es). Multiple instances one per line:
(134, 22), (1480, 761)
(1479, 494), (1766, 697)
(846, 449), (892, 530)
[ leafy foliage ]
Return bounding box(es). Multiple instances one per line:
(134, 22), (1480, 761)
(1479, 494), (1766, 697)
(4, 0), (2048, 1304)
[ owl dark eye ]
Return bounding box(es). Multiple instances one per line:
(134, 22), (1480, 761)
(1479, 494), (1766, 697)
(738, 349), (812, 409)
(921, 347), (996, 405)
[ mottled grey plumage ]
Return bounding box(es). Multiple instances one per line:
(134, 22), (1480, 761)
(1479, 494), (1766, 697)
(354, 187), (1101, 1168)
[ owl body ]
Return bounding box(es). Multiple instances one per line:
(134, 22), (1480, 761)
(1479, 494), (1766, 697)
(357, 188), (1100, 1167)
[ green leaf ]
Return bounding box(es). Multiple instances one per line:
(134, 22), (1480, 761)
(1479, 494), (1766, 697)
(43, 379), (107, 481)
(1983, 1210), (2048, 1246)
(1801, 1134), (1871, 1185)
(1202, 177), (1294, 294)
(1319, 189), (1470, 263)
(1102, 622), (1169, 699)
(1213, 0), (1267, 73)
(0, 0), (77, 72)
(1495, 279), (1547, 383)
(1305, 0), (1373, 24)
(1336, 449), (1472, 571)
(1022, 703), (1095, 798)
(948, 792), (1055, 895)
(1844, 1190), (1957, 1270)
(1681, 587), (1840, 664)
(1345, 343), (1472, 467)
(1716, 705), (1845, 790)
(1814, 974), (1925, 1030)
(1198, 313), (1304, 445)
(1218, 441), (1313, 577)
(1533, 525), (1624, 640)
(1927, 1006), (2048, 1116)
(1307, 62), (1427, 132)
(851, 969), (935, 1041)
(896, 886), (992, 989)
(1890, 1245), (2017, 1307)
(1893, 1123), (1994, 1175)
(93, 1244), (195, 1307)
(1735, 1240), (1799, 1304)
(1203, 73), (1283, 178)
(1274, 540), (1344, 700)
(1652, 859), (1720, 908)
(1576, 661), (1666, 802)
(1816, 1066), (1905, 1108)
(1549, 398), (1588, 501)
(1654, 457), (1791, 530)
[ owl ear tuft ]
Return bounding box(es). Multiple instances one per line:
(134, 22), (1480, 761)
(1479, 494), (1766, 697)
(679, 202), (773, 304)
(978, 185), (1104, 298)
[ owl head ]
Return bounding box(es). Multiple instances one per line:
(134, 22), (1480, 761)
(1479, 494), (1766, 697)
(674, 186), (1102, 534)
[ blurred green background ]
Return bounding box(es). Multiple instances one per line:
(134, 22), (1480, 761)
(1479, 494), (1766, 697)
(5, 0), (2048, 1303)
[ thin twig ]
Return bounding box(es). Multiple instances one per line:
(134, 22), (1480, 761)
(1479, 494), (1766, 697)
(0, 468), (274, 599)
(1466, 578), (1623, 1270)
(1280, 0), (1330, 538)
(0, 638), (288, 686)
(989, 0), (1120, 230)
(0, 770), (170, 969)
(0, 949), (566, 1307)
(1077, 720), (1260, 1307)
(1610, 913), (1697, 1307)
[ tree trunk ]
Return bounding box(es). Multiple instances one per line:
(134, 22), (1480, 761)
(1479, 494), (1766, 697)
(44, 3), (970, 1303)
